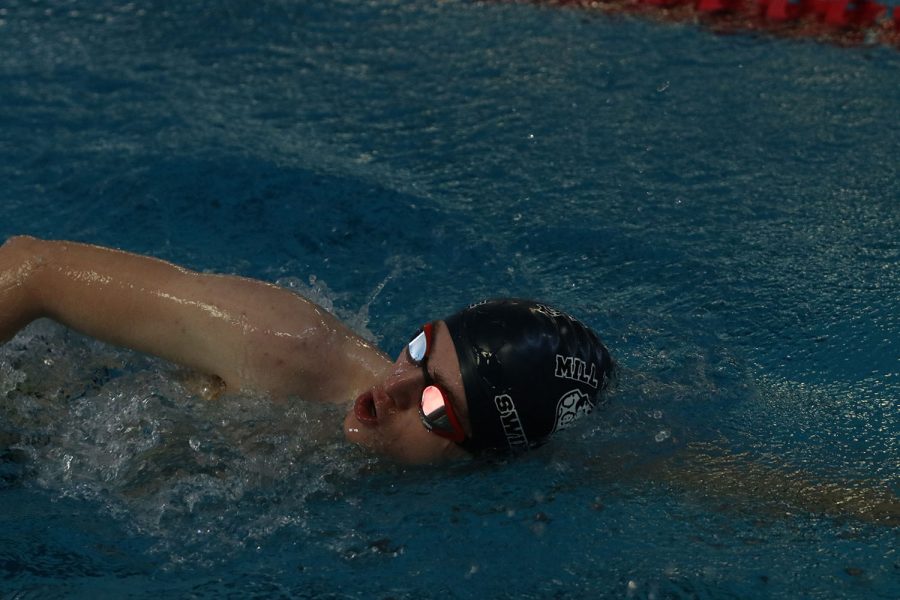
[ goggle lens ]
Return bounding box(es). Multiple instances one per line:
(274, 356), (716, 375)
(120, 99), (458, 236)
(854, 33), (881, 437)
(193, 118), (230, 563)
(421, 385), (448, 421)
(408, 328), (429, 363)
(408, 323), (466, 444)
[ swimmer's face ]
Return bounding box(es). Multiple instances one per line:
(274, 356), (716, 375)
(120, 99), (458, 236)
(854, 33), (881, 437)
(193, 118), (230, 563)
(343, 320), (472, 464)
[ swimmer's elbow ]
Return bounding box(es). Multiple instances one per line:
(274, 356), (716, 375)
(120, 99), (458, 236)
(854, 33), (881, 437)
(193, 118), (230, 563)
(0, 235), (50, 341)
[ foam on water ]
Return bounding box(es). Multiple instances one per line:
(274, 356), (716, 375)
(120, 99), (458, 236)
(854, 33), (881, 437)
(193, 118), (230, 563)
(0, 284), (381, 565)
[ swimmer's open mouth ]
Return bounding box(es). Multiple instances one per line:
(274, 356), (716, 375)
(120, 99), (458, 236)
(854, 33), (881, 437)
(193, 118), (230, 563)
(354, 390), (378, 425)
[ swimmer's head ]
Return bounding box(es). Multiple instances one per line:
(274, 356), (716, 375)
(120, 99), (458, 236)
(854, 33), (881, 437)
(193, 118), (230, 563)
(344, 299), (614, 463)
(445, 299), (614, 455)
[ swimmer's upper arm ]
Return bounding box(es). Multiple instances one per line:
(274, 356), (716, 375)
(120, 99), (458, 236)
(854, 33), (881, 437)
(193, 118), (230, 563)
(168, 272), (393, 401)
(11, 237), (390, 402)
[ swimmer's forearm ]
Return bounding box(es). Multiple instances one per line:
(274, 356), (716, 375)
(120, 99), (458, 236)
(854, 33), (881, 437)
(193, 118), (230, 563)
(2, 236), (389, 401)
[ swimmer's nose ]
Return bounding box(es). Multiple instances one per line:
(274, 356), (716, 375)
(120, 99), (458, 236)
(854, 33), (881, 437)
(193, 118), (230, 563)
(382, 363), (425, 410)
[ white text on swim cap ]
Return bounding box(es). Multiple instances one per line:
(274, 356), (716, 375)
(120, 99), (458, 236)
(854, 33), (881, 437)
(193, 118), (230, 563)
(554, 355), (599, 389)
(494, 394), (529, 450)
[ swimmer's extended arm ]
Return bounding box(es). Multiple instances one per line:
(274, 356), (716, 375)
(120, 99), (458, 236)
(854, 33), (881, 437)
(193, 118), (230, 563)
(592, 442), (900, 527)
(0, 236), (392, 402)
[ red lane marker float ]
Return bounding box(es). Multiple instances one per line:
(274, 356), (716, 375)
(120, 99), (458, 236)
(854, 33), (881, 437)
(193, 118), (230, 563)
(697, 0), (741, 13)
(530, 0), (900, 48)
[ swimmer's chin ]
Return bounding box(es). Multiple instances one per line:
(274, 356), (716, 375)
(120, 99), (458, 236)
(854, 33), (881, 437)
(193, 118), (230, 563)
(342, 409), (366, 446)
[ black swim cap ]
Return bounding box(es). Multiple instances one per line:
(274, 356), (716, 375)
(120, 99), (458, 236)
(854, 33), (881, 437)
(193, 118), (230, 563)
(443, 299), (613, 454)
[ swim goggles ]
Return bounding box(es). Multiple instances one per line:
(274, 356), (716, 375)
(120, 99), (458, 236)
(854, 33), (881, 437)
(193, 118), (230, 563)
(408, 323), (467, 443)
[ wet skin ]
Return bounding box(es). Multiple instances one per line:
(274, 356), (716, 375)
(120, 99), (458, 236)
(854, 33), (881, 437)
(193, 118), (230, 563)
(0, 237), (472, 464)
(343, 320), (472, 464)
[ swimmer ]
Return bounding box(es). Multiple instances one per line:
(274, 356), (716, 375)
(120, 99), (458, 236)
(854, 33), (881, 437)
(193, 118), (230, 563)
(3, 236), (898, 526)
(0, 236), (614, 464)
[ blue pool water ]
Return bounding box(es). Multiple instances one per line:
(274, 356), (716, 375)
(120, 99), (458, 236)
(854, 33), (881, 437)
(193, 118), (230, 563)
(1, 0), (898, 598)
